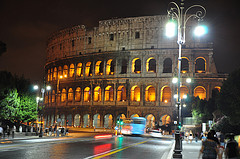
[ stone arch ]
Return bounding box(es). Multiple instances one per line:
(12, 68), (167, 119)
(145, 114), (155, 129)
(104, 114), (113, 128)
(105, 85), (114, 101)
(85, 62), (92, 76)
(195, 57), (206, 73)
(106, 59), (115, 75)
(161, 86), (171, 103)
(146, 57), (156, 73)
(163, 58), (172, 73)
(181, 57), (189, 73)
(95, 61), (103, 75)
(117, 85), (127, 101)
(63, 65), (68, 78)
(180, 86), (189, 99)
(61, 88), (67, 102)
(93, 114), (101, 128)
(131, 114), (139, 118)
(194, 86), (206, 99)
(132, 58), (141, 73)
(145, 85), (155, 102)
(84, 87), (91, 102)
(75, 87), (81, 102)
(83, 114), (90, 128)
(159, 114), (171, 126)
(76, 63), (83, 77)
(69, 63), (75, 77)
(117, 114), (126, 120)
(66, 114), (72, 126)
(68, 88), (73, 102)
(131, 85), (140, 102)
(74, 114), (81, 127)
(94, 86), (102, 102)
(53, 67), (58, 80)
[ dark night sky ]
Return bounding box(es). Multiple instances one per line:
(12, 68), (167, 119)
(0, 0), (239, 83)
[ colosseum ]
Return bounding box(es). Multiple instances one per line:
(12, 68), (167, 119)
(44, 15), (226, 130)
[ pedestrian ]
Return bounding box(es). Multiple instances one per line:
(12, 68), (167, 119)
(56, 128), (59, 137)
(199, 131), (219, 159)
(218, 131), (225, 159)
(54, 125), (57, 136)
(66, 128), (69, 136)
(185, 131), (189, 143)
(189, 130), (193, 143)
(195, 132), (199, 142)
(7, 128), (10, 138)
(0, 126), (3, 139)
(225, 133), (239, 159)
(49, 126), (52, 136)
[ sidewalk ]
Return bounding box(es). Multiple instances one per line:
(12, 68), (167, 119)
(167, 140), (202, 159)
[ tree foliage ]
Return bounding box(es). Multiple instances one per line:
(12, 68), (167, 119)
(218, 69), (240, 125)
(0, 71), (37, 124)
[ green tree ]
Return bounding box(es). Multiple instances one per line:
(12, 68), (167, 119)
(218, 69), (240, 125)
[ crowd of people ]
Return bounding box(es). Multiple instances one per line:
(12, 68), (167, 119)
(44, 125), (69, 137)
(198, 130), (239, 159)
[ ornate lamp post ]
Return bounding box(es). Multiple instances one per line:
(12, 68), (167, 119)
(34, 85), (51, 137)
(166, 0), (206, 158)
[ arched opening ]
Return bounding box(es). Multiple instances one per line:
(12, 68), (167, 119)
(85, 62), (92, 76)
(68, 88), (73, 102)
(145, 85), (155, 102)
(131, 114), (139, 118)
(76, 63), (83, 77)
(106, 59), (115, 75)
(212, 86), (220, 98)
(195, 57), (206, 73)
(161, 86), (171, 103)
(47, 69), (50, 81)
(53, 67), (57, 80)
(61, 88), (67, 102)
(132, 58), (141, 73)
(146, 57), (156, 73)
(95, 61), (104, 75)
(74, 114), (80, 127)
(69, 64), (75, 77)
(104, 114), (113, 128)
(105, 86), (114, 101)
(181, 57), (189, 73)
(93, 114), (101, 128)
(63, 65), (68, 78)
(61, 114), (65, 127)
(84, 87), (91, 102)
(180, 86), (189, 99)
(194, 86), (206, 99)
(131, 85), (140, 102)
(66, 114), (72, 126)
(75, 87), (81, 102)
(83, 114), (90, 128)
(163, 58), (172, 73)
(51, 90), (55, 103)
(58, 66), (62, 79)
(121, 59), (127, 74)
(94, 86), (102, 102)
(117, 86), (127, 101)
(50, 68), (53, 81)
(160, 114), (171, 126)
(145, 114), (155, 129)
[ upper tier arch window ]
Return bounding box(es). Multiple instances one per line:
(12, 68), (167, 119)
(75, 87), (81, 102)
(76, 63), (83, 77)
(163, 58), (172, 73)
(195, 57), (206, 73)
(131, 85), (140, 102)
(117, 86), (126, 101)
(194, 86), (206, 99)
(145, 85), (155, 102)
(105, 86), (114, 101)
(85, 62), (92, 77)
(63, 65), (68, 78)
(106, 59), (114, 75)
(68, 88), (73, 102)
(69, 64), (75, 77)
(94, 86), (102, 102)
(61, 88), (67, 102)
(146, 57), (156, 73)
(181, 57), (189, 73)
(132, 58), (141, 74)
(161, 86), (171, 103)
(53, 67), (57, 80)
(58, 66), (62, 79)
(84, 87), (91, 102)
(95, 61), (104, 75)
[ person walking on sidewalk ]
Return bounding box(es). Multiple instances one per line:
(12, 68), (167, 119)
(199, 131), (219, 159)
(225, 133), (239, 159)
(0, 126), (3, 138)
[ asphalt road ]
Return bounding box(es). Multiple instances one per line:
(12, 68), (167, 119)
(0, 133), (173, 159)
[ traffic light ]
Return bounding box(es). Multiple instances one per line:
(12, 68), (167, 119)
(178, 122), (182, 129)
(117, 119), (123, 125)
(66, 120), (69, 125)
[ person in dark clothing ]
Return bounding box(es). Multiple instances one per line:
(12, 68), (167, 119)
(225, 133), (239, 159)
(199, 131), (219, 159)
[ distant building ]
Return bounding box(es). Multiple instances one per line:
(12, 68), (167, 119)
(44, 15), (227, 129)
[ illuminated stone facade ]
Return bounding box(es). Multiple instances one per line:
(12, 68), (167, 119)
(44, 15), (227, 129)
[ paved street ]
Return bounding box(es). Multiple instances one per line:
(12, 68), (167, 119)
(0, 132), (174, 159)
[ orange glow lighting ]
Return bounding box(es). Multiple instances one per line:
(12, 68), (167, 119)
(94, 134), (112, 139)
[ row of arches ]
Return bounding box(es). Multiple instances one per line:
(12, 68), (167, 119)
(44, 113), (172, 129)
(47, 56), (207, 81)
(45, 85), (211, 104)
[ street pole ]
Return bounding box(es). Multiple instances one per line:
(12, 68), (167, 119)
(167, 0), (206, 158)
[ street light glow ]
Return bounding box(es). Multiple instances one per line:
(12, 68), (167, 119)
(186, 78), (191, 83)
(46, 85), (51, 90)
(194, 25), (208, 36)
(166, 20), (176, 37)
(33, 85), (39, 90)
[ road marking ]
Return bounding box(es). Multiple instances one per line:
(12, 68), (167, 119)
(85, 139), (152, 159)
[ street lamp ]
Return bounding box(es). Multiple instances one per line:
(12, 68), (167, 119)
(34, 85), (51, 137)
(166, 0), (206, 158)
